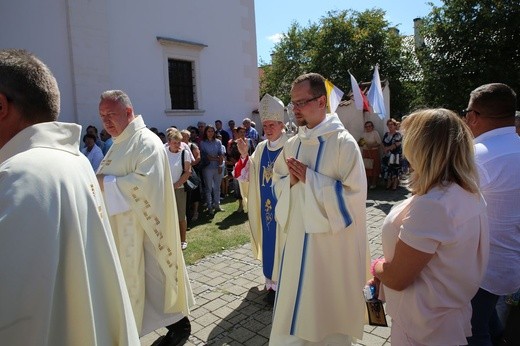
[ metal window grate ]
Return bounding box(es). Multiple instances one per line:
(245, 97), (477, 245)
(168, 59), (196, 109)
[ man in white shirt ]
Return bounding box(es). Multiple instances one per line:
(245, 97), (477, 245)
(463, 83), (520, 345)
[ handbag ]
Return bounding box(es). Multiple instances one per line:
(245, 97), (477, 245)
(181, 150), (200, 191)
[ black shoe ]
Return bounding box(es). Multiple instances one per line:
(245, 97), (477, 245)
(152, 317), (191, 346)
(264, 289), (276, 307)
(151, 330), (190, 346)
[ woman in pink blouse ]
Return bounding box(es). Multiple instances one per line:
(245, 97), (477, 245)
(369, 109), (489, 345)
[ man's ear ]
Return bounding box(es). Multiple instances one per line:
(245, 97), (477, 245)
(318, 94), (327, 109)
(465, 111), (479, 127)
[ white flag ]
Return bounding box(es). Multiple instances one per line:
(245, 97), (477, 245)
(367, 64), (386, 120)
(349, 72), (369, 112)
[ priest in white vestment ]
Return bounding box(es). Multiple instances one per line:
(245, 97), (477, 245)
(235, 94), (289, 305)
(96, 90), (195, 345)
(270, 73), (370, 345)
(0, 49), (139, 346)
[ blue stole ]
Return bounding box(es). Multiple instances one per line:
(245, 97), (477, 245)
(259, 146), (282, 279)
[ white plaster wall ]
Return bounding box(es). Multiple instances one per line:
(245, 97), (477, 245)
(0, 0), (77, 124)
(0, 0), (259, 133)
(103, 0), (259, 131)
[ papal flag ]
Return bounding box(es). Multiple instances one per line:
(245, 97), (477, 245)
(349, 72), (370, 112)
(325, 79), (344, 114)
(367, 64), (386, 120)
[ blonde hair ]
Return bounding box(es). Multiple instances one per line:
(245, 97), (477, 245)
(401, 108), (479, 195)
(166, 127), (182, 142)
(180, 129), (191, 136)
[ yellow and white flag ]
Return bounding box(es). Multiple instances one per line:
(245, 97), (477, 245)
(325, 79), (344, 114)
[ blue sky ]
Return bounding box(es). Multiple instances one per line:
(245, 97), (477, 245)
(254, 0), (443, 65)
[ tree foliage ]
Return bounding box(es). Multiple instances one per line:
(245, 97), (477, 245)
(418, 0), (520, 110)
(260, 9), (416, 116)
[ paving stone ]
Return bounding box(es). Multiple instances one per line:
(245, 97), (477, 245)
(139, 331), (160, 346)
(213, 305), (236, 319)
(358, 333), (387, 346)
(372, 326), (391, 339)
(244, 334), (269, 346)
(258, 324), (272, 339)
(203, 297), (229, 312)
(229, 326), (256, 343)
(196, 312), (220, 327)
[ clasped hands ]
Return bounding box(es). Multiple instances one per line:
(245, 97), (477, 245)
(287, 157), (307, 186)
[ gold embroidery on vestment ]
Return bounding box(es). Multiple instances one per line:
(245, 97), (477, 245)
(261, 161), (274, 187)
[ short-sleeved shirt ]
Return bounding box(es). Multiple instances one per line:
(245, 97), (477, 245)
(381, 183), (489, 345)
(166, 148), (191, 187)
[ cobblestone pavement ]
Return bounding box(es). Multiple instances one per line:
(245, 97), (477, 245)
(141, 186), (410, 346)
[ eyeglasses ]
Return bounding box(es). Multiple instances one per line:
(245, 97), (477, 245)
(289, 95), (323, 109)
(460, 109), (480, 117)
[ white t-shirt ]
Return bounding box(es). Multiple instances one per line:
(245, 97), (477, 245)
(165, 148), (192, 188)
(382, 183), (489, 345)
(474, 126), (520, 295)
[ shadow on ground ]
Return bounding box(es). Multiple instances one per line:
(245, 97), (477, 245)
(216, 211), (249, 230)
(367, 185), (409, 215)
(206, 287), (273, 345)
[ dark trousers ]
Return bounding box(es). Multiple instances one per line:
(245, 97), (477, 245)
(467, 287), (501, 346)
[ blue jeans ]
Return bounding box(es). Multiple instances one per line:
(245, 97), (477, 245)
(202, 167), (221, 209)
(467, 288), (501, 346)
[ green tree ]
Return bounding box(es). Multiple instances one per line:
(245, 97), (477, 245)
(260, 9), (417, 116)
(418, 0), (520, 110)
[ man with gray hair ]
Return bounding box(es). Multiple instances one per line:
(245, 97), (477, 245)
(0, 49), (139, 344)
(96, 90), (195, 345)
(243, 117), (259, 146)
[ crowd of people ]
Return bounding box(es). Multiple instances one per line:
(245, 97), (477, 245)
(79, 115), (267, 249)
(2, 48), (519, 346)
(359, 118), (411, 191)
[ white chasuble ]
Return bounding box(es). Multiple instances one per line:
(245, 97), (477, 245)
(0, 122), (139, 345)
(270, 114), (370, 345)
(97, 116), (194, 334)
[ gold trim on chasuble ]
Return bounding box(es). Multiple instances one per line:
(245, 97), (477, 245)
(131, 185), (177, 277)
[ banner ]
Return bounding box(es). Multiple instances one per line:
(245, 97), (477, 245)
(349, 72), (370, 112)
(367, 64), (386, 120)
(325, 79), (344, 114)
